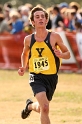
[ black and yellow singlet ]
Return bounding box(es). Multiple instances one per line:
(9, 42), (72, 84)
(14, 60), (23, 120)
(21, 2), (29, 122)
(29, 31), (60, 75)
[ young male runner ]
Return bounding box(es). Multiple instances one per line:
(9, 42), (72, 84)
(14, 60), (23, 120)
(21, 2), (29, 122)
(18, 6), (70, 124)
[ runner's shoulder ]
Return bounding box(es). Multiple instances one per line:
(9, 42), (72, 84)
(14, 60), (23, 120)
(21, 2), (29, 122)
(50, 31), (60, 38)
(24, 34), (33, 42)
(24, 33), (33, 47)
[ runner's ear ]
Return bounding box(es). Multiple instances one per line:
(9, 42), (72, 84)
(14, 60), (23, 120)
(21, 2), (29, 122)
(31, 20), (35, 27)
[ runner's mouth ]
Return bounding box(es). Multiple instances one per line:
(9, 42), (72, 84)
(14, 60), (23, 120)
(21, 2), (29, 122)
(39, 22), (43, 24)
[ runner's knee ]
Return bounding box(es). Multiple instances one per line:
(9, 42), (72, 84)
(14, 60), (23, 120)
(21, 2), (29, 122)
(41, 103), (49, 114)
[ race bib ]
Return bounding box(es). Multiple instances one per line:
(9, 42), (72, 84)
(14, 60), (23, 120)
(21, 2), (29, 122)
(33, 57), (49, 72)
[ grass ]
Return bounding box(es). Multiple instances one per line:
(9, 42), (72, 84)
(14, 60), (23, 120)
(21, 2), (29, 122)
(0, 70), (82, 124)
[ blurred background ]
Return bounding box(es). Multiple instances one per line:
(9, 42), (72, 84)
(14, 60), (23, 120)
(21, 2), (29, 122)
(0, 0), (82, 8)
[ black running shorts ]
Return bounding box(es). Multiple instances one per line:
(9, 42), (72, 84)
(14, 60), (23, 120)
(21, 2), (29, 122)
(29, 73), (58, 101)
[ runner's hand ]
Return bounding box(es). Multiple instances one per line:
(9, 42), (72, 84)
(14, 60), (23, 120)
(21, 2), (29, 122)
(52, 47), (62, 58)
(18, 67), (26, 76)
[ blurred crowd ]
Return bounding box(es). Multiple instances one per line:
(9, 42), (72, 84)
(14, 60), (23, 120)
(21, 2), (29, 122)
(0, 1), (82, 34)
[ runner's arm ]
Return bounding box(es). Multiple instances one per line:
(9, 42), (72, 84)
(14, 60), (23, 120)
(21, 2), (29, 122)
(52, 33), (70, 59)
(21, 36), (30, 68)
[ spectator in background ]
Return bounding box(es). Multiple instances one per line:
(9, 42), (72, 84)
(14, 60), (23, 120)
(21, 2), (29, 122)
(20, 6), (30, 27)
(9, 10), (23, 34)
(75, 21), (82, 60)
(4, 2), (13, 10)
(75, 21), (82, 32)
(46, 7), (52, 30)
(58, 2), (68, 10)
(7, 19), (13, 32)
(3, 2), (13, 22)
(51, 5), (64, 31)
(25, 3), (33, 11)
(18, 5), (34, 34)
(69, 2), (80, 13)
(0, 13), (9, 33)
(77, 8), (82, 23)
(60, 7), (70, 29)
(67, 9), (76, 31)
(69, 2), (82, 26)
(69, 2), (80, 20)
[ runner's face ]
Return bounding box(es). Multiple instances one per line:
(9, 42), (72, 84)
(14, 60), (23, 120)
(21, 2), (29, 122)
(32, 11), (48, 28)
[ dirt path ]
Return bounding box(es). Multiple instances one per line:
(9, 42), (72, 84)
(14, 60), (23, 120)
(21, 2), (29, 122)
(0, 71), (82, 124)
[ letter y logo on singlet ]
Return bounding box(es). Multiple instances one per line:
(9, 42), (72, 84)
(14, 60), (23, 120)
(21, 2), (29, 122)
(36, 48), (44, 57)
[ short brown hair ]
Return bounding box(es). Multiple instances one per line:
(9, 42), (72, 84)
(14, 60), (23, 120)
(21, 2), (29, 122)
(29, 6), (49, 22)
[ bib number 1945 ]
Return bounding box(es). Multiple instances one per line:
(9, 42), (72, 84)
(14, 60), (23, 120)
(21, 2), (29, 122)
(33, 57), (49, 71)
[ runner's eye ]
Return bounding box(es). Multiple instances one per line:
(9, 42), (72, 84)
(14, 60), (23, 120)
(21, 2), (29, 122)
(36, 16), (39, 19)
(41, 15), (45, 18)
(35, 15), (45, 19)
(35, 15), (39, 19)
